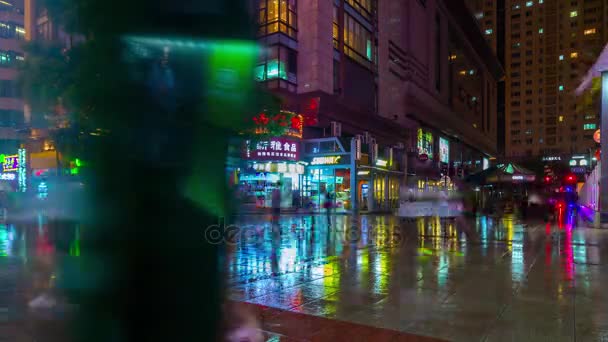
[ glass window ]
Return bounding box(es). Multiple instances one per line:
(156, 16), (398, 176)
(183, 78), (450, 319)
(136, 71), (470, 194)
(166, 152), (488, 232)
(254, 45), (297, 85)
(333, 6), (339, 49)
(343, 13), (373, 67)
(345, 0), (374, 20)
(583, 123), (596, 130)
(258, 0), (297, 38)
(0, 80), (19, 98)
(0, 110), (24, 127)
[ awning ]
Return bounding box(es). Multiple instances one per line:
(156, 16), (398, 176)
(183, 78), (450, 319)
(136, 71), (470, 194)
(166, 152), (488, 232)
(466, 163), (536, 185)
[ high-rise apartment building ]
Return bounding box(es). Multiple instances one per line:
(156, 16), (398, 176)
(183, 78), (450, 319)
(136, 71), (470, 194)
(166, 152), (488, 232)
(466, 0), (499, 53)
(0, 0), (26, 150)
(501, 0), (608, 158)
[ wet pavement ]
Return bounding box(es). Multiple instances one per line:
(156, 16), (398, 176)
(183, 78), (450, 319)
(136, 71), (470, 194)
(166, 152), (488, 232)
(1, 210), (608, 341)
(226, 211), (608, 341)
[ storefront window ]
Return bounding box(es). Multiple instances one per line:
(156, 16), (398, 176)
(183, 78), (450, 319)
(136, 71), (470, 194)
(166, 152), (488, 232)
(236, 162), (304, 209)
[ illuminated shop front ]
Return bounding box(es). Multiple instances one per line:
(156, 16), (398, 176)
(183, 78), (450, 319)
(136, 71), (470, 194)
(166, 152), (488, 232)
(230, 112), (307, 210)
(303, 137), (403, 213)
(357, 158), (402, 212)
(237, 160), (306, 209)
(303, 153), (352, 212)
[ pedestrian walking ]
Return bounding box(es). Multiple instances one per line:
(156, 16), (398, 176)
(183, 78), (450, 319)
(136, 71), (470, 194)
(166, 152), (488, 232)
(324, 190), (334, 226)
(271, 182), (282, 229)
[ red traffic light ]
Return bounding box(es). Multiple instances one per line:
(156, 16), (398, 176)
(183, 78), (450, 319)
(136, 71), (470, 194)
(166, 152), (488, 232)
(565, 174), (576, 183)
(544, 176), (551, 183)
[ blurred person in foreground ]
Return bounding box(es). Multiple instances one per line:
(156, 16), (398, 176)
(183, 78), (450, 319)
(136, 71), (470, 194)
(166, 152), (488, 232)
(18, 0), (260, 341)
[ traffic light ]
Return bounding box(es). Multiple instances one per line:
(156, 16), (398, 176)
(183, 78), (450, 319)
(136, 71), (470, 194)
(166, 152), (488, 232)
(544, 176), (551, 183)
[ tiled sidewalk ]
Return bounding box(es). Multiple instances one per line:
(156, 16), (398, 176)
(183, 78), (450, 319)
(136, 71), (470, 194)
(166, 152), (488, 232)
(231, 301), (447, 342)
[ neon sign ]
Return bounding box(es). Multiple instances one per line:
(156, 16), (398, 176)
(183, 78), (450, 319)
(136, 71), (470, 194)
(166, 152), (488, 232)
(417, 129), (433, 158)
(251, 162), (304, 174)
(2, 154), (18, 172)
(245, 138), (299, 161)
(512, 175), (524, 181)
(18, 148), (26, 192)
(310, 156), (341, 165)
(0, 173), (15, 180)
(439, 137), (449, 164)
(376, 159), (388, 167)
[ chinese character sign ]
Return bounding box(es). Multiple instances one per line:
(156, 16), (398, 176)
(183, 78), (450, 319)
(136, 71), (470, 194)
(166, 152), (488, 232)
(18, 148), (26, 192)
(245, 138), (299, 161)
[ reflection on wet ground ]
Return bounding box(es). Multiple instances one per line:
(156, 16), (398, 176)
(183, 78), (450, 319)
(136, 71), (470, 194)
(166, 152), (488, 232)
(1, 210), (608, 341)
(227, 212), (608, 341)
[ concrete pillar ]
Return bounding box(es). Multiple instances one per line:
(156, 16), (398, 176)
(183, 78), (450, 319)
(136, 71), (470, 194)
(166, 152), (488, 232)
(600, 71), (608, 227)
(350, 139), (358, 212)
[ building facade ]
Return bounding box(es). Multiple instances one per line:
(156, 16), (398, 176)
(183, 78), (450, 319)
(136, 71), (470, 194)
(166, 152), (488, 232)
(240, 0), (409, 213)
(501, 0), (608, 158)
(377, 0), (502, 188)
(0, 0), (25, 150)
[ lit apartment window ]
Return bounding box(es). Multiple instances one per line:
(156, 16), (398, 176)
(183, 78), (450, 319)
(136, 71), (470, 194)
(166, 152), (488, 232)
(526, 1), (533, 6)
(254, 45), (297, 84)
(513, 4), (521, 10)
(559, 85), (564, 91)
(584, 114), (596, 120)
(538, 28), (543, 34)
(476, 12), (484, 19)
(570, 52), (578, 58)
(559, 116), (564, 122)
(584, 123), (597, 130)
(559, 55), (564, 60)
(343, 13), (374, 67)
(345, 0), (374, 20)
(258, 0), (298, 38)
(570, 11), (577, 17)
(584, 28), (597, 35)
(485, 28), (493, 35)
(333, 6), (339, 49)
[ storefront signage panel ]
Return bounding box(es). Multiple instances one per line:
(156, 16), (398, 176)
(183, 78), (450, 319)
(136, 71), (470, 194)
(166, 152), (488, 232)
(2, 154), (18, 172)
(417, 129), (433, 158)
(0, 173), (15, 180)
(311, 156), (341, 165)
(571, 166), (586, 174)
(542, 156), (561, 161)
(250, 162), (305, 174)
(439, 138), (449, 164)
(245, 138), (299, 161)
(376, 159), (388, 167)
